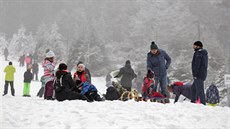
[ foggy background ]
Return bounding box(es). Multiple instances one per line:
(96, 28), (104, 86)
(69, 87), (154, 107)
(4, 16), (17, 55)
(0, 0), (229, 105)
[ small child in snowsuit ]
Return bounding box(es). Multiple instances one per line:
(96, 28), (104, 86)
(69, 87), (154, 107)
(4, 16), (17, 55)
(206, 84), (220, 106)
(142, 69), (165, 101)
(37, 75), (46, 98)
(23, 67), (33, 97)
(75, 79), (103, 102)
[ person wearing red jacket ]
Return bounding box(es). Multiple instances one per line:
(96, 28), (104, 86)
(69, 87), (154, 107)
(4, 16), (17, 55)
(73, 63), (91, 83)
(142, 69), (165, 101)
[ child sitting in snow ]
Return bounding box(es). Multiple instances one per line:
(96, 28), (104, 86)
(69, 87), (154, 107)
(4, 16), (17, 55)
(142, 69), (165, 101)
(167, 82), (192, 103)
(75, 79), (103, 102)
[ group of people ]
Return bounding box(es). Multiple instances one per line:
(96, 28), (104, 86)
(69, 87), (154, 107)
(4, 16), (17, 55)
(2, 40), (219, 105)
(106, 41), (214, 105)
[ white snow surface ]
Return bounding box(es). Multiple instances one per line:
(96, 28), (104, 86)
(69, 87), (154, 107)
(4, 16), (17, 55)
(0, 57), (230, 129)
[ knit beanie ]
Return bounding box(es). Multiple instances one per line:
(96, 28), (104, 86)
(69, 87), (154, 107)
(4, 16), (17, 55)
(125, 60), (131, 65)
(45, 50), (55, 58)
(58, 63), (67, 71)
(193, 41), (203, 48)
(150, 41), (158, 50)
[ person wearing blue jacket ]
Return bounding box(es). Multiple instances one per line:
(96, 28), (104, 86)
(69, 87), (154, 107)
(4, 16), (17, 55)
(191, 41), (208, 105)
(147, 41), (171, 97)
(76, 80), (103, 102)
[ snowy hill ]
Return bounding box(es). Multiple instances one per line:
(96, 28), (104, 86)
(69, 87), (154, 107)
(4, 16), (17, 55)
(0, 57), (230, 129)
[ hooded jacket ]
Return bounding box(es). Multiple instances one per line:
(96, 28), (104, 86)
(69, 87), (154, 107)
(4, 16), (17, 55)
(192, 48), (208, 81)
(147, 49), (171, 78)
(115, 64), (137, 88)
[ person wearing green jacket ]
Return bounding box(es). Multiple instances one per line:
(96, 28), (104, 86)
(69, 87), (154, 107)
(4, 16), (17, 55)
(3, 62), (16, 96)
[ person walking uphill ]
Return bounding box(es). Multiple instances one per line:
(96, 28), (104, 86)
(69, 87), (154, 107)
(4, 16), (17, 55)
(42, 50), (56, 100)
(191, 41), (208, 105)
(114, 60), (137, 91)
(4, 48), (9, 61)
(147, 41), (171, 97)
(3, 62), (16, 96)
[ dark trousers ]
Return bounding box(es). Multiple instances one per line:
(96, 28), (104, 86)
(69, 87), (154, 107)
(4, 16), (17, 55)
(4, 55), (8, 61)
(191, 79), (206, 105)
(37, 87), (44, 97)
(4, 81), (15, 96)
(44, 81), (54, 99)
(33, 72), (38, 80)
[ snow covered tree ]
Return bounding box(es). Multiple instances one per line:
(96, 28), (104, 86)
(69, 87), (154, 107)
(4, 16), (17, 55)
(8, 25), (37, 58)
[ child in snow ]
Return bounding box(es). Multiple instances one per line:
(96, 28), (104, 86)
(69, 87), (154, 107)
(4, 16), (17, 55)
(142, 69), (165, 101)
(167, 82), (192, 103)
(75, 79), (103, 102)
(37, 75), (45, 98)
(42, 50), (56, 100)
(23, 67), (33, 97)
(73, 63), (91, 83)
(206, 84), (220, 106)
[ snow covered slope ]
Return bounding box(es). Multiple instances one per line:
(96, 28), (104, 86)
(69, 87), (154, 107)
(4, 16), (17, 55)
(0, 57), (230, 129)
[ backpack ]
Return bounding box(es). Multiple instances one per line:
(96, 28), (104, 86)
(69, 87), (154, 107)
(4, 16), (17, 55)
(54, 75), (63, 93)
(105, 87), (120, 100)
(206, 84), (220, 104)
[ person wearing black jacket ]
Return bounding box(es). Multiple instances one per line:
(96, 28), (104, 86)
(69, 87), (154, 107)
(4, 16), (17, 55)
(23, 68), (33, 97)
(114, 60), (137, 91)
(54, 63), (89, 102)
(191, 41), (208, 105)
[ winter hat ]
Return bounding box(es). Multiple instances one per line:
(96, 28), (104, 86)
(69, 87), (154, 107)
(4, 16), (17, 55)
(58, 63), (67, 71)
(77, 61), (83, 66)
(9, 61), (12, 65)
(45, 50), (55, 58)
(150, 41), (158, 50)
(193, 41), (203, 48)
(125, 60), (131, 65)
(78, 63), (85, 70)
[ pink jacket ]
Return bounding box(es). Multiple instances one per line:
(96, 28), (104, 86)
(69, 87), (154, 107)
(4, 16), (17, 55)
(42, 59), (56, 83)
(25, 56), (32, 64)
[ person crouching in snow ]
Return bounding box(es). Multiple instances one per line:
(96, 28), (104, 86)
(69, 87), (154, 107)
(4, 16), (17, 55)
(75, 79), (103, 102)
(23, 66), (33, 97)
(206, 84), (220, 106)
(54, 63), (89, 102)
(73, 63), (91, 83)
(167, 81), (192, 103)
(142, 69), (165, 101)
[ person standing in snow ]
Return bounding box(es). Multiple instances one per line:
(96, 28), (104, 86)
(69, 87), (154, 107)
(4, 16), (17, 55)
(4, 47), (9, 61)
(191, 41), (208, 105)
(25, 54), (32, 69)
(114, 60), (137, 91)
(42, 50), (56, 100)
(32, 61), (39, 81)
(3, 62), (16, 96)
(147, 41), (171, 97)
(19, 54), (25, 67)
(23, 67), (33, 97)
(37, 75), (45, 98)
